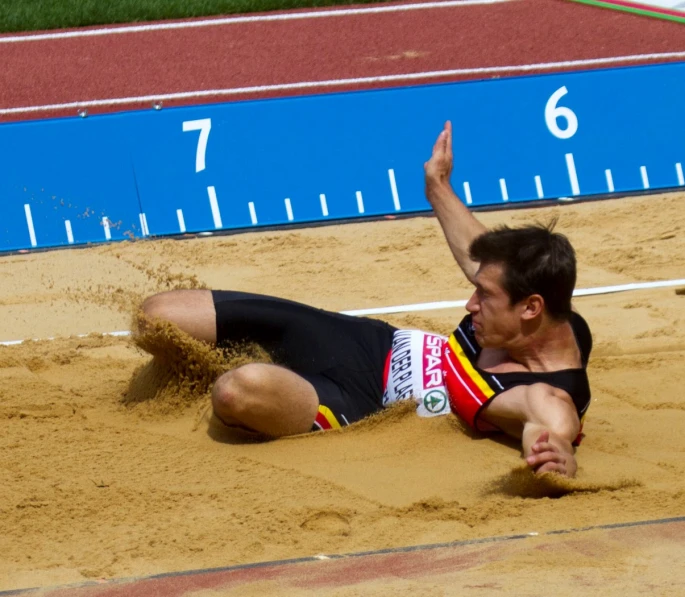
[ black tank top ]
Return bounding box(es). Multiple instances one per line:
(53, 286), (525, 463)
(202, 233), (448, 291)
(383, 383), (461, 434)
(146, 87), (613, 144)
(456, 312), (593, 433)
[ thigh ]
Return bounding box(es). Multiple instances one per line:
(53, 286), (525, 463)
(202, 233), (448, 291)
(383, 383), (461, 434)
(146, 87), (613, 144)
(214, 365), (379, 436)
(213, 290), (394, 371)
(142, 289), (216, 343)
(214, 363), (319, 437)
(213, 290), (396, 412)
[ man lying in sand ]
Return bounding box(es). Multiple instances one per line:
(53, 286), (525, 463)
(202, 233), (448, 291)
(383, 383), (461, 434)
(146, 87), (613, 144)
(140, 121), (592, 478)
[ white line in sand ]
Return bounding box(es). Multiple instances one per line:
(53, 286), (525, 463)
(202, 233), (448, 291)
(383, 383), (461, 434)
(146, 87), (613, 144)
(2, 278), (684, 345)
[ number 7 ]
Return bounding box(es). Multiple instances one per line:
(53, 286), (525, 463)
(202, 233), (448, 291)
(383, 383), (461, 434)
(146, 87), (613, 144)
(182, 118), (212, 172)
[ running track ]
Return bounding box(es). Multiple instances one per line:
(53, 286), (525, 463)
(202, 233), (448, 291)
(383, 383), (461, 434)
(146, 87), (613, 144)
(1, 0), (684, 123)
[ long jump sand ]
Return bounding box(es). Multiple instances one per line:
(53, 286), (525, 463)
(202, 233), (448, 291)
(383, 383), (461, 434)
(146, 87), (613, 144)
(1, 192), (684, 593)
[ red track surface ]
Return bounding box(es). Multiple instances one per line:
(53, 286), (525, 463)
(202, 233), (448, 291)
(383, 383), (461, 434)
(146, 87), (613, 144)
(1, 0), (684, 123)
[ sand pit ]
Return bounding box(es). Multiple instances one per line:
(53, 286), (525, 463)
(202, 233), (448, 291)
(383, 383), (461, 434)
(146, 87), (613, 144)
(1, 192), (684, 592)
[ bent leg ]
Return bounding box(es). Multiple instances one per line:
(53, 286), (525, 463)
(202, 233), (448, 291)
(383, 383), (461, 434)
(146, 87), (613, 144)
(212, 363), (319, 437)
(141, 289), (217, 344)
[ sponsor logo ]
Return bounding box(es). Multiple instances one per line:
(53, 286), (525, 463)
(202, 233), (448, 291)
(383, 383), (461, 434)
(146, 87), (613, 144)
(423, 389), (447, 414)
(385, 330), (448, 408)
(423, 334), (444, 389)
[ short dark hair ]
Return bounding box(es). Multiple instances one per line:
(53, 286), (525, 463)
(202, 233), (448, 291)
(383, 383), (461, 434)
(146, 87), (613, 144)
(469, 221), (576, 320)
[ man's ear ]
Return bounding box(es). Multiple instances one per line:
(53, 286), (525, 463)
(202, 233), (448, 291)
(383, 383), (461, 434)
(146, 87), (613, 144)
(520, 294), (544, 320)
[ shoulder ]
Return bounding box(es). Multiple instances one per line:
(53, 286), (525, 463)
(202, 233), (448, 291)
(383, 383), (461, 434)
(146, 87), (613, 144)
(569, 311), (593, 364)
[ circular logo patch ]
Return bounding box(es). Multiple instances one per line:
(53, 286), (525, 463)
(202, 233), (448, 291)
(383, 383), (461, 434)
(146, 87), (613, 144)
(423, 390), (447, 414)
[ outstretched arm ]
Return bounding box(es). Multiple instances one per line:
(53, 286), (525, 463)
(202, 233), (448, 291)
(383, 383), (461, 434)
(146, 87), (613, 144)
(424, 121), (487, 284)
(521, 386), (580, 477)
(481, 383), (581, 477)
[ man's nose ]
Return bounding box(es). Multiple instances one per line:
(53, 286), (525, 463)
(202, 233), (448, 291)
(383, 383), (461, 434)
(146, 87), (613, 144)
(465, 292), (479, 313)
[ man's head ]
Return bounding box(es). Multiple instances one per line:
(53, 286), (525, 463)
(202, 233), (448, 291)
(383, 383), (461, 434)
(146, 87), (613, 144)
(465, 222), (576, 347)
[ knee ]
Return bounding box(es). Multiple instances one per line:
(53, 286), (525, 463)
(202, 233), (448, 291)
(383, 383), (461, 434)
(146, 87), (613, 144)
(211, 364), (267, 419)
(140, 291), (177, 323)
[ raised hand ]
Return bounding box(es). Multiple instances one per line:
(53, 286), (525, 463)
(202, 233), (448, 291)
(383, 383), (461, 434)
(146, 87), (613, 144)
(424, 121), (453, 190)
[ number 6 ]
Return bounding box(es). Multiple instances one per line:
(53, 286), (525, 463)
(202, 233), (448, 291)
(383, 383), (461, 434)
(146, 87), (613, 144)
(545, 87), (578, 140)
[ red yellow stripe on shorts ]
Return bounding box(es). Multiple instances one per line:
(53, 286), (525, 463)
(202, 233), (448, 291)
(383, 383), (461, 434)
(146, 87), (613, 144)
(314, 404), (342, 431)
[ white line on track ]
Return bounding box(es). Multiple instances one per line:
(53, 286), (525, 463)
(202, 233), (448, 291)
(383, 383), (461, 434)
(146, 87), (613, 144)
(2, 278), (683, 345)
(0, 0), (512, 43)
(4, 51), (685, 116)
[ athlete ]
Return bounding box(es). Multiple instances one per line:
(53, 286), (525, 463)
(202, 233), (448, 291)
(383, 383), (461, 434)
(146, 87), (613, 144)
(422, 121), (591, 478)
(140, 121), (591, 477)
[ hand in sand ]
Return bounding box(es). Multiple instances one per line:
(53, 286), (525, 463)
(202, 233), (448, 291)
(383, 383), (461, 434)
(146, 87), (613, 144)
(526, 431), (576, 477)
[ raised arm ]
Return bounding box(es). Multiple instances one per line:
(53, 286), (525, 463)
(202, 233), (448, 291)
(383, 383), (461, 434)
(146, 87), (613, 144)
(424, 121), (487, 284)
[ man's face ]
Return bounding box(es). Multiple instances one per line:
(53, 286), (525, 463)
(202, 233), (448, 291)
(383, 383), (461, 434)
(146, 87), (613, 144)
(465, 262), (522, 348)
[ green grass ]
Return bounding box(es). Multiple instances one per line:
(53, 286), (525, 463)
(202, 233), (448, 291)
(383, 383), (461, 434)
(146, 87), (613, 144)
(0, 0), (391, 34)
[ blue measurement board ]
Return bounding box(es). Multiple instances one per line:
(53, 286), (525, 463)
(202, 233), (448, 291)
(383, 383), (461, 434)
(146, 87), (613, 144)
(1, 61), (684, 252)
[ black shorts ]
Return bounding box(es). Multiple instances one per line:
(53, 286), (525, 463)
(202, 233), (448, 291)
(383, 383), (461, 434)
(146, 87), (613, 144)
(212, 290), (397, 430)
